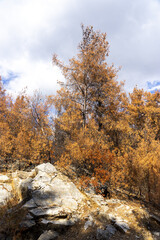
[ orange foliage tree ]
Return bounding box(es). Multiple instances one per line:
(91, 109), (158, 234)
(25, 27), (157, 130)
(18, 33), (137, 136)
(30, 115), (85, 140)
(51, 25), (126, 188)
(0, 77), (13, 159)
(111, 88), (160, 205)
(0, 81), (54, 170)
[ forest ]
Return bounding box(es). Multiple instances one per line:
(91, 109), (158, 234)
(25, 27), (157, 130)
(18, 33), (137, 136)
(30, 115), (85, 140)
(0, 26), (160, 207)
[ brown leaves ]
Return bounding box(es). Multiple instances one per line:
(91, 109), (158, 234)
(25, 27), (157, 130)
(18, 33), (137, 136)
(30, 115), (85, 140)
(52, 26), (160, 205)
(0, 86), (54, 164)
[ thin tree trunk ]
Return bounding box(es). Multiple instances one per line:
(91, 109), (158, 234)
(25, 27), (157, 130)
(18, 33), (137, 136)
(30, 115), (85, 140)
(83, 86), (87, 128)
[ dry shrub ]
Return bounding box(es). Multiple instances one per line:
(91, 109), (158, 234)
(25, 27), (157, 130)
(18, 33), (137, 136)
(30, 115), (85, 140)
(0, 188), (27, 239)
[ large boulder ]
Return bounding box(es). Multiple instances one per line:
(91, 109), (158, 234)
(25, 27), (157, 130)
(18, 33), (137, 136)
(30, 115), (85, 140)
(18, 163), (85, 230)
(21, 163), (85, 211)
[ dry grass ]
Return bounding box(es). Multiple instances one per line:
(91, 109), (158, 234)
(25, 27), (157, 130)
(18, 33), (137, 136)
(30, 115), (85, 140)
(0, 183), (27, 239)
(101, 198), (160, 240)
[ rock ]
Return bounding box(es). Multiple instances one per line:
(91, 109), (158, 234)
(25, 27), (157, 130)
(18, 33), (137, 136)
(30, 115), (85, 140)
(96, 228), (108, 240)
(84, 215), (94, 230)
(0, 175), (10, 182)
(31, 189), (59, 207)
(25, 213), (34, 220)
(96, 225), (116, 240)
(150, 214), (160, 224)
(114, 220), (129, 233)
(12, 170), (36, 179)
(0, 163), (159, 240)
(126, 206), (130, 210)
(38, 230), (59, 240)
(35, 163), (57, 175)
(153, 232), (160, 237)
(84, 220), (93, 230)
(20, 220), (36, 228)
(29, 206), (70, 217)
(49, 177), (84, 202)
(41, 218), (75, 226)
(14, 163), (86, 238)
(89, 194), (105, 206)
(32, 171), (52, 190)
(19, 178), (33, 198)
(12, 176), (32, 200)
(105, 199), (121, 204)
(108, 214), (129, 233)
(61, 197), (78, 210)
(0, 183), (12, 205)
(108, 213), (116, 222)
(100, 205), (109, 213)
(105, 224), (116, 236)
(22, 199), (37, 208)
(30, 174), (84, 210)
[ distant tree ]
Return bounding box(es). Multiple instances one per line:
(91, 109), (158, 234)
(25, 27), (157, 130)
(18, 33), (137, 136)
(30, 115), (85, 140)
(0, 84), (54, 167)
(0, 77), (13, 159)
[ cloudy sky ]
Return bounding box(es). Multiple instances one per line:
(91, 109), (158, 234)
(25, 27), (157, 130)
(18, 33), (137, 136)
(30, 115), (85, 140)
(0, 0), (160, 96)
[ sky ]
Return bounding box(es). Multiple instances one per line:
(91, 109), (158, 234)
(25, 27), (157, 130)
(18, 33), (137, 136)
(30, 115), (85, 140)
(0, 0), (160, 97)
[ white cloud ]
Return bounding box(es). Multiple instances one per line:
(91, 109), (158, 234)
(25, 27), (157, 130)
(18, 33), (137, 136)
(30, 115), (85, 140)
(1, 57), (65, 96)
(4, 59), (63, 96)
(0, 0), (160, 96)
(0, 0), (68, 95)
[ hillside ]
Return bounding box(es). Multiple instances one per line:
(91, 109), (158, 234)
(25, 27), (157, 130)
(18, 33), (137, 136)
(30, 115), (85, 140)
(0, 163), (160, 240)
(0, 25), (160, 237)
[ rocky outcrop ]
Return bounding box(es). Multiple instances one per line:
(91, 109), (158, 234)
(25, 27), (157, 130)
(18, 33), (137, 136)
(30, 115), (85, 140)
(13, 163), (85, 231)
(0, 174), (12, 205)
(0, 163), (160, 240)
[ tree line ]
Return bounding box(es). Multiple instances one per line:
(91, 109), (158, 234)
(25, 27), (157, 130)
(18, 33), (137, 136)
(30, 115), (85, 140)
(0, 25), (160, 206)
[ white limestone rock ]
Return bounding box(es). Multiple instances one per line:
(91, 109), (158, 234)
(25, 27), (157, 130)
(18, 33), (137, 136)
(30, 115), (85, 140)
(38, 230), (58, 240)
(0, 183), (12, 205)
(41, 218), (75, 226)
(114, 220), (129, 233)
(153, 232), (160, 237)
(35, 163), (57, 175)
(29, 166), (84, 211)
(0, 175), (10, 182)
(32, 172), (52, 190)
(84, 220), (93, 230)
(29, 206), (70, 217)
